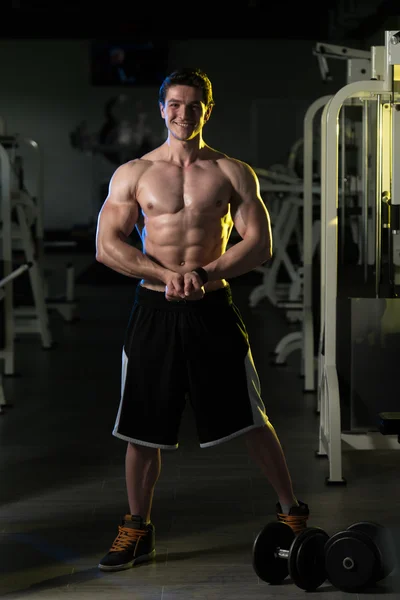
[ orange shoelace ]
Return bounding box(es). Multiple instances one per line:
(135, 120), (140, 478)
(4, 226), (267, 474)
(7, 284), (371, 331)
(277, 512), (309, 535)
(109, 526), (146, 553)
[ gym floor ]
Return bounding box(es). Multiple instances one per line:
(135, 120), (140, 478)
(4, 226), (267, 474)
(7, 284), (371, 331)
(1, 248), (400, 599)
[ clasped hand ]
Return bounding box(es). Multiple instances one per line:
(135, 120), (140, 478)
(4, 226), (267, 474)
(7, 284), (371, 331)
(165, 271), (205, 302)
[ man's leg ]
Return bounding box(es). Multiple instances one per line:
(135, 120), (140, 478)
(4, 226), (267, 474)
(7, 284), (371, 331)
(125, 442), (161, 522)
(245, 421), (309, 534)
(98, 442), (160, 571)
(245, 421), (297, 513)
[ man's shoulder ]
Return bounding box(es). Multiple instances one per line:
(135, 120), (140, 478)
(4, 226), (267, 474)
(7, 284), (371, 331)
(215, 153), (254, 177)
(110, 157), (155, 190)
(206, 146), (251, 169)
(119, 156), (155, 174)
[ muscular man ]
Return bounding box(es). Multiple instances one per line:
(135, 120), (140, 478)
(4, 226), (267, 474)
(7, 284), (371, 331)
(95, 68), (309, 572)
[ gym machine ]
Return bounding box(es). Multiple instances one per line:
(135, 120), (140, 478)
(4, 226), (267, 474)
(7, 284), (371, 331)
(251, 43), (372, 371)
(0, 129), (79, 377)
(0, 133), (52, 378)
(302, 42), (372, 393)
(249, 139), (314, 327)
(250, 163), (310, 315)
(0, 138), (48, 378)
(254, 159), (321, 367)
(317, 31), (400, 484)
(0, 261), (32, 412)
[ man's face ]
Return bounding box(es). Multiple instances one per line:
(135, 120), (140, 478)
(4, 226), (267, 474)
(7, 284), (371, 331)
(160, 85), (212, 141)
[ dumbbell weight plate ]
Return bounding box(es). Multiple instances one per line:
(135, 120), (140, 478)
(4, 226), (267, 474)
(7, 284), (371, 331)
(288, 527), (330, 591)
(325, 529), (380, 592)
(347, 521), (395, 582)
(252, 521), (295, 584)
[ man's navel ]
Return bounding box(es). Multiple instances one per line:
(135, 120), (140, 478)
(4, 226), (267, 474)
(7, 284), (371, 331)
(183, 193), (193, 206)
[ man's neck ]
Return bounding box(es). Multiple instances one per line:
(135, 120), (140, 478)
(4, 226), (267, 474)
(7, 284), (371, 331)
(164, 136), (207, 167)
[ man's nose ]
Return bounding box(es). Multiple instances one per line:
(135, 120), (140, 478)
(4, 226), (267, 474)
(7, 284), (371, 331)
(180, 106), (192, 119)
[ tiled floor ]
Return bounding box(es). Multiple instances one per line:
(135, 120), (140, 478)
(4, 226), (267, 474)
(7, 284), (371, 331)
(1, 251), (400, 599)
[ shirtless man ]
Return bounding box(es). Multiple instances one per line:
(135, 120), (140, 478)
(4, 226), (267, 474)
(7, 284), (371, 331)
(95, 68), (309, 572)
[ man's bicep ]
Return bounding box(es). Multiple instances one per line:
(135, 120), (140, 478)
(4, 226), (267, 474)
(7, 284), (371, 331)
(231, 164), (270, 239)
(97, 165), (140, 238)
(98, 197), (139, 239)
(232, 195), (271, 240)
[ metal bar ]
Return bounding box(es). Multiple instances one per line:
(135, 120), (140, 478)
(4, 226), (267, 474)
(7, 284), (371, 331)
(323, 79), (387, 483)
(0, 140), (15, 375)
(0, 262), (32, 288)
(340, 106), (346, 263)
(302, 96), (333, 393)
(362, 99), (369, 281)
(375, 96), (383, 297)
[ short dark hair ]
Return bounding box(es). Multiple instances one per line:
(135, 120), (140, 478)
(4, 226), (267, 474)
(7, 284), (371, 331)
(158, 68), (215, 108)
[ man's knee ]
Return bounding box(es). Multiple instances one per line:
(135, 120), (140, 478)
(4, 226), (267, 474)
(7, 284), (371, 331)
(127, 441), (160, 456)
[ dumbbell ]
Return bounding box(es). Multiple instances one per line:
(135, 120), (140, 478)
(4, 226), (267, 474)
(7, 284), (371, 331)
(324, 521), (396, 592)
(252, 521), (329, 591)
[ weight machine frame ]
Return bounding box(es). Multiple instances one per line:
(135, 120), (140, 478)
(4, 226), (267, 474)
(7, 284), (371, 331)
(317, 31), (400, 485)
(274, 43), (373, 379)
(0, 130), (79, 381)
(0, 261), (32, 412)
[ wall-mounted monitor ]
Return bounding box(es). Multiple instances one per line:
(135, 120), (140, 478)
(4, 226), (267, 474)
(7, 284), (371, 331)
(90, 38), (169, 86)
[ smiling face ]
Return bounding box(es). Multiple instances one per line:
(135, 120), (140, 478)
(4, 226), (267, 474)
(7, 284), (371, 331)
(159, 85), (212, 142)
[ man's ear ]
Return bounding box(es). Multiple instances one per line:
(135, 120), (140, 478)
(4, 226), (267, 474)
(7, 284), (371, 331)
(203, 104), (213, 123)
(159, 102), (165, 118)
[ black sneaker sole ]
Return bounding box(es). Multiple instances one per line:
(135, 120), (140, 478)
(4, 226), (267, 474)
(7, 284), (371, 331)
(98, 549), (156, 572)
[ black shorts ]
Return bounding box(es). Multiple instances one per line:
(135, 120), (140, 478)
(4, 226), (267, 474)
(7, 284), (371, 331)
(113, 285), (268, 449)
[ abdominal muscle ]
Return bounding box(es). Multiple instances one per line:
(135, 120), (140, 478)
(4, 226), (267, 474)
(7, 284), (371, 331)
(139, 211), (230, 292)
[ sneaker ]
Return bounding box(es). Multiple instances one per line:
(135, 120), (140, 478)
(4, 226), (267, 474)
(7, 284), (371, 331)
(276, 500), (310, 535)
(98, 514), (156, 571)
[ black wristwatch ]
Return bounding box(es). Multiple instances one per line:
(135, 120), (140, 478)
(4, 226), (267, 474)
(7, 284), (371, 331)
(192, 267), (208, 285)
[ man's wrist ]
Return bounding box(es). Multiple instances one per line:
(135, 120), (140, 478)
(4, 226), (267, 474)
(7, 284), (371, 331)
(192, 267), (208, 285)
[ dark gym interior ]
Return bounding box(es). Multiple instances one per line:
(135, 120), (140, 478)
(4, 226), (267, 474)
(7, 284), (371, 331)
(2, 3), (400, 599)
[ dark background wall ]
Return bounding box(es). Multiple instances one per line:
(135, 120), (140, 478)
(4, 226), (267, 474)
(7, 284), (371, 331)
(0, 0), (398, 233)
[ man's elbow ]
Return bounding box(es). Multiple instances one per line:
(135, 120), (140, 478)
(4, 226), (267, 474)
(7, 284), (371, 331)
(260, 242), (272, 263)
(95, 239), (108, 264)
(96, 232), (124, 265)
(261, 251), (272, 264)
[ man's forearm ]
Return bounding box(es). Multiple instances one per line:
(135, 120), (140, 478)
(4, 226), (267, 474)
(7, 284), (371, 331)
(203, 238), (271, 281)
(96, 235), (167, 282)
